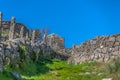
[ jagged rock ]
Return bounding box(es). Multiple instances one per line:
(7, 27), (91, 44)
(116, 36), (120, 42)
(47, 33), (65, 51)
(108, 36), (115, 42)
(114, 42), (119, 46)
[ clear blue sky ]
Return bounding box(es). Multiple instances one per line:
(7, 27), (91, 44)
(0, 0), (120, 48)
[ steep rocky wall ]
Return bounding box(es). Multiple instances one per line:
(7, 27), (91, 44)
(47, 33), (65, 51)
(68, 34), (120, 64)
(46, 33), (68, 60)
(0, 33), (68, 72)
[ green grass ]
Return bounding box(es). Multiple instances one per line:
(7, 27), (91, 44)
(1, 47), (120, 80)
(21, 59), (106, 80)
(0, 58), (112, 80)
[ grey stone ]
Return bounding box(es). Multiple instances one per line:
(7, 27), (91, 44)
(11, 71), (22, 80)
(9, 17), (15, 40)
(26, 32), (29, 39)
(102, 47), (108, 53)
(114, 42), (119, 46)
(31, 30), (35, 45)
(108, 37), (115, 42)
(4, 49), (10, 57)
(28, 29), (32, 38)
(102, 78), (112, 80)
(20, 26), (24, 39)
(116, 36), (120, 42)
(0, 12), (2, 36)
(47, 33), (65, 51)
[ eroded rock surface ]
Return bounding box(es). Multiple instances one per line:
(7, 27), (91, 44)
(68, 34), (120, 64)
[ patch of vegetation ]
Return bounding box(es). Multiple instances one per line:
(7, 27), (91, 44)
(22, 59), (106, 80)
(1, 29), (9, 36)
(19, 45), (27, 60)
(106, 57), (120, 80)
(1, 56), (107, 80)
(30, 50), (37, 62)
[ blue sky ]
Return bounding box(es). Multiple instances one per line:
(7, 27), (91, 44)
(0, 0), (120, 48)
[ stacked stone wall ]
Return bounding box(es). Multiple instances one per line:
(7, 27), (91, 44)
(68, 34), (120, 64)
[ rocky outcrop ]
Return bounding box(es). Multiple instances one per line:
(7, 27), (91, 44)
(46, 33), (68, 60)
(0, 12), (70, 72)
(68, 34), (120, 64)
(1, 12), (120, 70)
(47, 33), (65, 51)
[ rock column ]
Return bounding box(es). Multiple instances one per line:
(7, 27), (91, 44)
(43, 33), (47, 44)
(20, 26), (24, 39)
(31, 30), (35, 45)
(9, 17), (15, 40)
(29, 29), (32, 39)
(26, 32), (29, 39)
(0, 12), (2, 36)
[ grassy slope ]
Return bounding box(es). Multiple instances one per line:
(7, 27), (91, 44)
(2, 58), (120, 80)
(21, 59), (106, 80)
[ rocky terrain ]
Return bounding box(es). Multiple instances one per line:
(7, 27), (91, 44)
(0, 12), (70, 73)
(68, 34), (120, 64)
(0, 12), (120, 70)
(0, 12), (120, 80)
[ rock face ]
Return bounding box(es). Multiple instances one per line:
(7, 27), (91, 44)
(47, 33), (65, 51)
(20, 26), (24, 39)
(0, 32), (68, 72)
(68, 34), (120, 64)
(0, 12), (68, 72)
(46, 33), (68, 60)
(1, 12), (120, 71)
(9, 17), (15, 40)
(0, 12), (28, 41)
(31, 30), (35, 45)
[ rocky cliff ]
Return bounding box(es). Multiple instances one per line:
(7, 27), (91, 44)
(0, 12), (120, 74)
(45, 33), (120, 65)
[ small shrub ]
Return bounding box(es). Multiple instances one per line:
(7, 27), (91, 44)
(30, 50), (36, 61)
(107, 57), (120, 73)
(19, 45), (27, 62)
(39, 50), (43, 59)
